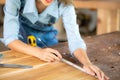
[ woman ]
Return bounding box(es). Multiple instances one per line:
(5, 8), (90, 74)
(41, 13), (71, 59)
(3, 0), (109, 80)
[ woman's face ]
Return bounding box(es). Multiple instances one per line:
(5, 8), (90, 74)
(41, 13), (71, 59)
(40, 0), (53, 6)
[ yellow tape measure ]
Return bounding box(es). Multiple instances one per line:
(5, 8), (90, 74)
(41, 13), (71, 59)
(27, 35), (37, 47)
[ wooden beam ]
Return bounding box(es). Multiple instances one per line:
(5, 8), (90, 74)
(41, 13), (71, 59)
(74, 0), (120, 35)
(0, 0), (5, 5)
(97, 9), (120, 34)
(1, 0), (120, 9)
(1, 0), (120, 8)
(74, 0), (120, 9)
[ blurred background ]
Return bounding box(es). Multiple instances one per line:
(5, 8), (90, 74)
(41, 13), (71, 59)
(0, 5), (97, 51)
(0, 0), (120, 51)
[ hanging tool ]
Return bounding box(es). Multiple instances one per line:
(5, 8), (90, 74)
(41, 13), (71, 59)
(27, 35), (86, 73)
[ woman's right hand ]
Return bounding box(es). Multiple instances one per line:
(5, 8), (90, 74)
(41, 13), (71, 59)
(7, 40), (62, 62)
(34, 47), (62, 62)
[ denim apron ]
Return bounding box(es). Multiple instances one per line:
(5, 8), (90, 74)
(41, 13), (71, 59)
(18, 0), (59, 47)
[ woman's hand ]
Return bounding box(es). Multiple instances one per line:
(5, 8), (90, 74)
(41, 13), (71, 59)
(73, 48), (109, 80)
(7, 40), (62, 62)
(34, 47), (62, 62)
(83, 64), (109, 80)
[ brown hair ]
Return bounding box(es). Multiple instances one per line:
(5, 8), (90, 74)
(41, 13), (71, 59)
(59, 0), (73, 5)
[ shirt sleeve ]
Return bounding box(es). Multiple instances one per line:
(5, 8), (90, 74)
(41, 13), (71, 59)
(62, 5), (87, 55)
(3, 0), (20, 46)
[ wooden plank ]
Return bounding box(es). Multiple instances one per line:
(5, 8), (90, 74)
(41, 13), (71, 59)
(97, 9), (108, 34)
(118, 10), (120, 31)
(2, 0), (120, 9)
(0, 51), (97, 80)
(97, 9), (120, 34)
(0, 0), (5, 5)
(74, 0), (120, 9)
(73, 0), (120, 35)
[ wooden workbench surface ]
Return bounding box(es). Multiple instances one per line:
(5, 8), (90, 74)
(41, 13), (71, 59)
(0, 31), (120, 80)
(0, 53), (96, 80)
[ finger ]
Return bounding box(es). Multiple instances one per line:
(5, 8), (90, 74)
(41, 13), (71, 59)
(47, 55), (55, 62)
(49, 53), (61, 61)
(44, 55), (55, 62)
(99, 71), (109, 80)
(43, 58), (51, 62)
(90, 66), (101, 80)
(104, 75), (109, 80)
(53, 52), (62, 59)
(102, 73), (109, 80)
(100, 71), (105, 80)
(83, 66), (95, 76)
(49, 48), (62, 59)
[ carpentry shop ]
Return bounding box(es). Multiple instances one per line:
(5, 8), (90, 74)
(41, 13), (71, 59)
(0, 0), (120, 80)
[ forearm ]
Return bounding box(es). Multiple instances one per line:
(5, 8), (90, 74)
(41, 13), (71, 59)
(7, 40), (42, 57)
(73, 48), (92, 66)
(7, 40), (62, 62)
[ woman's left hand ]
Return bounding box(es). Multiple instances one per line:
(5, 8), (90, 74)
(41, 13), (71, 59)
(83, 64), (109, 80)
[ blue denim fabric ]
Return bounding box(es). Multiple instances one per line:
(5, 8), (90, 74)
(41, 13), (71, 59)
(19, 0), (58, 47)
(3, 0), (87, 54)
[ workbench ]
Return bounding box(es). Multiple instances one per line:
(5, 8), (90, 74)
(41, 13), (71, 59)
(0, 31), (120, 80)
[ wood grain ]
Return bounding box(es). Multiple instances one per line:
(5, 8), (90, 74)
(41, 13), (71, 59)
(0, 51), (97, 80)
(0, 32), (120, 80)
(97, 9), (120, 34)
(0, 0), (5, 4)
(74, 0), (120, 9)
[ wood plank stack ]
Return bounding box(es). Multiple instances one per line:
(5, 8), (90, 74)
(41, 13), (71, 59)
(0, 0), (5, 5)
(74, 0), (120, 35)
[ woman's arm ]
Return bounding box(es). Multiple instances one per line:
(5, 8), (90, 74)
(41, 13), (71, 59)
(8, 40), (62, 62)
(3, 0), (20, 46)
(62, 5), (109, 80)
(74, 48), (91, 66)
(4, 0), (62, 62)
(74, 49), (109, 80)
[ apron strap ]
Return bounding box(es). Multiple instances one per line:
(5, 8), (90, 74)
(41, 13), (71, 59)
(19, 0), (25, 13)
(57, 0), (61, 8)
(48, 0), (61, 25)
